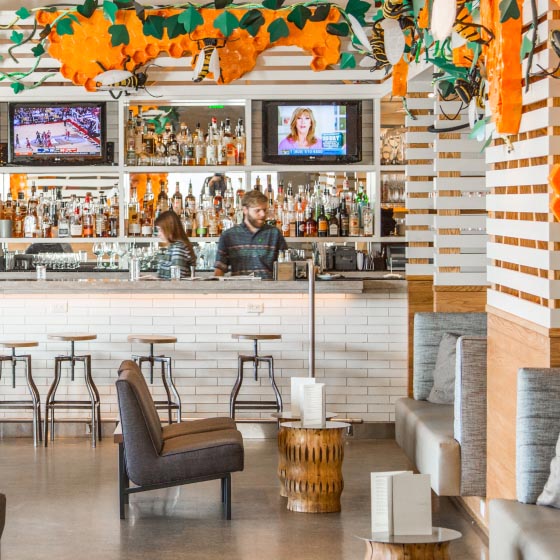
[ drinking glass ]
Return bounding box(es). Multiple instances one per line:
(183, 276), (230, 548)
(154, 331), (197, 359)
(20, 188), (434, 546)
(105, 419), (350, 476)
(92, 242), (105, 269)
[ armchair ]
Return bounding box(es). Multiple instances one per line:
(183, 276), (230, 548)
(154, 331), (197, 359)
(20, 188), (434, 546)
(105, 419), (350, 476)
(116, 360), (244, 519)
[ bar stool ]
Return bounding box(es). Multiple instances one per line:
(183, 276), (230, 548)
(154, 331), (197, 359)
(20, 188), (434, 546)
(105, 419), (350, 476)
(44, 333), (101, 448)
(127, 335), (181, 424)
(230, 334), (283, 419)
(0, 341), (41, 446)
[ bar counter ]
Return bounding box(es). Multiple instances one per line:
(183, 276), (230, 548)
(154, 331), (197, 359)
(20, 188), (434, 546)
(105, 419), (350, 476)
(0, 272), (407, 427)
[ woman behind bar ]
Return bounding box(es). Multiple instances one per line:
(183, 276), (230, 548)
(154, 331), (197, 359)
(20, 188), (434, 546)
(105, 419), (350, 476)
(155, 210), (196, 279)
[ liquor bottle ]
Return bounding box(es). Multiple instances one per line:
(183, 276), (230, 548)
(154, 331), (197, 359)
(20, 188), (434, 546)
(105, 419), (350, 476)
(295, 197), (305, 238)
(304, 207), (317, 237)
(195, 127), (206, 166)
(3, 191), (14, 222)
(208, 210), (219, 237)
(236, 177), (245, 199)
(213, 187), (223, 213)
(23, 201), (38, 238)
(182, 209), (193, 237)
(224, 118), (236, 166)
(95, 203), (107, 238)
(13, 192), (25, 238)
(185, 180), (197, 213)
(205, 124), (217, 166)
(266, 175), (274, 203)
(126, 138), (137, 166)
(82, 192), (94, 238)
(362, 205), (373, 236)
(253, 176), (262, 191)
(109, 187), (119, 237)
(157, 180), (169, 212)
(140, 211), (153, 237)
(58, 205), (70, 238)
(143, 178), (154, 220)
(70, 205), (83, 238)
(317, 205), (328, 237)
(328, 209), (339, 237)
(182, 127), (195, 166)
(266, 199), (277, 228)
(172, 181), (183, 214)
(339, 198), (350, 237)
(235, 118), (246, 165)
(166, 130), (180, 166)
(224, 178), (235, 217)
(128, 185), (141, 237)
(349, 204), (360, 237)
(196, 209), (208, 237)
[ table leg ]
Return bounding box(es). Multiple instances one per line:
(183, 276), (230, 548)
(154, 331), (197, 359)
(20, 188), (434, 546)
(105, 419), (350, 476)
(364, 540), (451, 560)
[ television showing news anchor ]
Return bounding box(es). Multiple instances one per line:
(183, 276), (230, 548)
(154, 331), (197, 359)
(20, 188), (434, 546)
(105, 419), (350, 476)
(278, 107), (323, 152)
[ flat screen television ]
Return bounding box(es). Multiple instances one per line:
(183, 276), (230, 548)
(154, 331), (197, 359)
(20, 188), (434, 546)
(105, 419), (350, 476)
(262, 100), (362, 165)
(8, 101), (107, 166)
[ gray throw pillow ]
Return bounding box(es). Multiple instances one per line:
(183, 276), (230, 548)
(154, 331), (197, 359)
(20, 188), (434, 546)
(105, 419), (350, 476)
(537, 432), (560, 508)
(427, 332), (460, 404)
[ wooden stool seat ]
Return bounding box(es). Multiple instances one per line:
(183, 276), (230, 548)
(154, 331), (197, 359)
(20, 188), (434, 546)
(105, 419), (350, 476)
(0, 341), (39, 349)
(128, 334), (181, 423)
(232, 334), (281, 341)
(127, 335), (177, 345)
(48, 333), (97, 342)
(44, 333), (101, 448)
(229, 333), (283, 419)
(0, 340), (41, 446)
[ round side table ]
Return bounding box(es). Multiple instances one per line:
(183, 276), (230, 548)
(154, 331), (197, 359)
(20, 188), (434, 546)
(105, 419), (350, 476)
(280, 421), (350, 513)
(356, 527), (462, 560)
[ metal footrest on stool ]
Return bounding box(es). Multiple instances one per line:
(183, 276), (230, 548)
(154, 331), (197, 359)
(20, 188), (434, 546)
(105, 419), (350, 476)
(44, 334), (101, 448)
(0, 341), (42, 446)
(230, 334), (283, 419)
(128, 335), (181, 424)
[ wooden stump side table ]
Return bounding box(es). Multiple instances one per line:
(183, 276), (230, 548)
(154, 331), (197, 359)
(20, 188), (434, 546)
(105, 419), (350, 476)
(280, 421), (349, 513)
(357, 527), (462, 560)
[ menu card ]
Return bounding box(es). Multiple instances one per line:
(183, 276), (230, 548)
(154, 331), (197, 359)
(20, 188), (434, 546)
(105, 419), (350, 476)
(371, 471), (431, 535)
(290, 377), (316, 416)
(301, 383), (326, 428)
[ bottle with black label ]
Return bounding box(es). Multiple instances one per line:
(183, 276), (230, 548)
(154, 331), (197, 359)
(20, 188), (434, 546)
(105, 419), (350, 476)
(339, 198), (349, 237)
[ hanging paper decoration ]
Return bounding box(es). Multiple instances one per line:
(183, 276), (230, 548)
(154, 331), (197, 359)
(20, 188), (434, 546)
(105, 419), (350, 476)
(430, 0), (456, 41)
(381, 18), (405, 66)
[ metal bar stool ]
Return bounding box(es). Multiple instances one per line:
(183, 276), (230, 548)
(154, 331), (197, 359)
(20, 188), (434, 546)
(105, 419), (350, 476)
(229, 334), (283, 419)
(0, 341), (41, 446)
(44, 333), (101, 448)
(127, 335), (181, 424)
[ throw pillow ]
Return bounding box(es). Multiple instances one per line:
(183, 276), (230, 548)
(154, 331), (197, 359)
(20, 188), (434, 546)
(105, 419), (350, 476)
(427, 332), (460, 404)
(537, 431), (560, 508)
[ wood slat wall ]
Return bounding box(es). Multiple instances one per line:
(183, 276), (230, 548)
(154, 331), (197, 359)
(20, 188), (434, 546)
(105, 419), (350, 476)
(486, 3), (560, 500)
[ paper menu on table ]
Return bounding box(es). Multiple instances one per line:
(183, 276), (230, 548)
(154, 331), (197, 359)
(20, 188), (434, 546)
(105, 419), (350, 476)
(370, 471), (412, 534)
(301, 383), (325, 428)
(290, 377), (316, 416)
(392, 473), (432, 536)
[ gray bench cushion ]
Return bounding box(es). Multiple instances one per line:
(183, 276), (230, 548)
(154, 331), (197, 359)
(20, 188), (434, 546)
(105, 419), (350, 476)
(413, 312), (487, 400)
(517, 368), (560, 503)
(490, 499), (560, 560)
(395, 398), (460, 495)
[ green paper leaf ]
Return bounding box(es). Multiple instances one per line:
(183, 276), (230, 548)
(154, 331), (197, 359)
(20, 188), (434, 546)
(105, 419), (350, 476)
(56, 17), (76, 36)
(411, 0), (424, 16)
(178, 7), (204, 34)
(340, 52), (356, 69)
(346, 0), (370, 20)
(109, 23), (130, 46)
(437, 79), (456, 99)
(520, 34), (532, 59)
(164, 14), (186, 39)
(103, 0), (118, 23)
(10, 31), (24, 45)
(11, 82), (25, 94)
(268, 18), (290, 43)
(213, 11), (240, 37)
(326, 22), (349, 37)
(309, 4), (331, 22)
(240, 9), (265, 37)
(262, 0), (285, 10)
(287, 5), (311, 30)
(499, 0), (520, 23)
(16, 7), (31, 20)
(468, 116), (488, 140)
(114, 0), (133, 7)
(77, 0), (98, 18)
(31, 44), (45, 57)
(215, 0), (234, 9)
(143, 15), (165, 39)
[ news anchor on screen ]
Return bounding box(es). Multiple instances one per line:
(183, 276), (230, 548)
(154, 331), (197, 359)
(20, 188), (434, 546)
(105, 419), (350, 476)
(278, 107), (323, 152)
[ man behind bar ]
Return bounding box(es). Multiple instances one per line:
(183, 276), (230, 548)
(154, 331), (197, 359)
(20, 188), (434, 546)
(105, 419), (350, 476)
(214, 190), (287, 279)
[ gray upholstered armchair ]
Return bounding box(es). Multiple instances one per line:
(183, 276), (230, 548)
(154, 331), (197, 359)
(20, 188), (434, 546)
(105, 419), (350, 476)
(116, 360), (244, 520)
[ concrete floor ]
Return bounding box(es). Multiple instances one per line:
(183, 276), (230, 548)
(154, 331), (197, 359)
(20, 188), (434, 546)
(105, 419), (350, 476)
(0, 436), (488, 559)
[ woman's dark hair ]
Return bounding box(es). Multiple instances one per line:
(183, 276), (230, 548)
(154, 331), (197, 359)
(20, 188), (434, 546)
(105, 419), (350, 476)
(154, 210), (192, 246)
